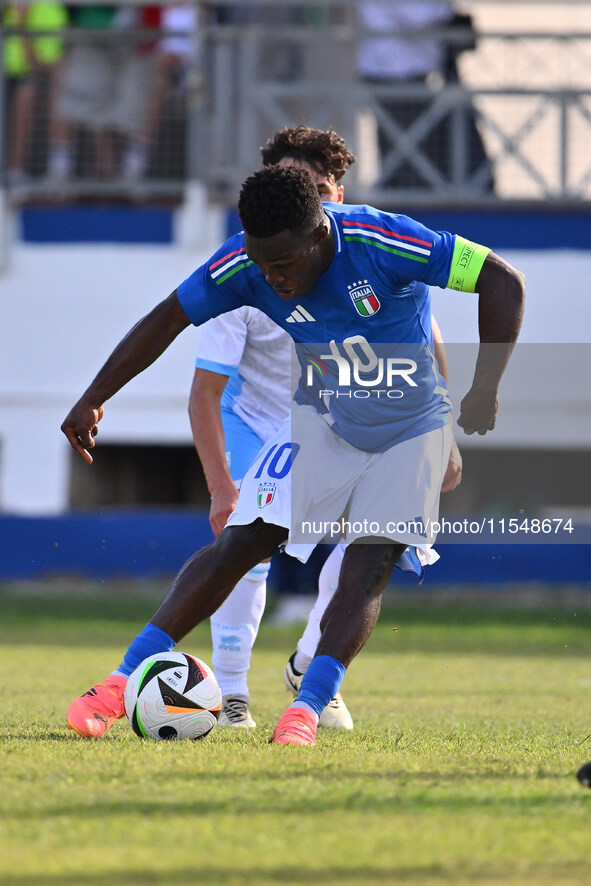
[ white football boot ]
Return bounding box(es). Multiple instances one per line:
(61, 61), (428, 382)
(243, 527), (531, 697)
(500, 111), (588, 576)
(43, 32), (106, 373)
(218, 694), (256, 728)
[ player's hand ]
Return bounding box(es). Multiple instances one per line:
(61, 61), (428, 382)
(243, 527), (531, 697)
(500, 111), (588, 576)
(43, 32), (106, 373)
(209, 481), (240, 537)
(61, 402), (105, 464)
(441, 437), (462, 492)
(457, 385), (499, 436)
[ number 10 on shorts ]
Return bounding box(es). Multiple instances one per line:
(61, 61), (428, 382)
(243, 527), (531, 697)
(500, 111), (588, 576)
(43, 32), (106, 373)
(254, 442), (300, 480)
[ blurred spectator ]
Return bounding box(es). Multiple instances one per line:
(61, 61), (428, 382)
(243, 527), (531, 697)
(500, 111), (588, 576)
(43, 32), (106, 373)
(123, 2), (201, 182)
(52, 5), (160, 181)
(357, 1), (493, 190)
(214, 3), (304, 82)
(3, 2), (69, 193)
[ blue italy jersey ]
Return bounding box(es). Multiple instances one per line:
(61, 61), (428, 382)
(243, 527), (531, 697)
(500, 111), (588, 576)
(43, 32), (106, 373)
(177, 203), (457, 452)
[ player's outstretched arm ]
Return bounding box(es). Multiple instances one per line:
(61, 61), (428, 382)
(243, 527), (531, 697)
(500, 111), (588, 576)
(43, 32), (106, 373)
(61, 291), (191, 462)
(188, 368), (239, 536)
(458, 252), (526, 436)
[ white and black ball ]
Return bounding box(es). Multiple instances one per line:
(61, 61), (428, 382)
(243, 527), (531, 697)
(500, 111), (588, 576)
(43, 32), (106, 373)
(124, 652), (222, 741)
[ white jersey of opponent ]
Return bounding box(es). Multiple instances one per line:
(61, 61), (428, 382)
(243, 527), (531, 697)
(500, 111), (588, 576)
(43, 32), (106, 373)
(194, 306), (293, 443)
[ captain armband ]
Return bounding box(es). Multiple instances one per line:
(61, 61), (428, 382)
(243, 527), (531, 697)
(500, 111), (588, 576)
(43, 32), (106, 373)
(446, 236), (491, 293)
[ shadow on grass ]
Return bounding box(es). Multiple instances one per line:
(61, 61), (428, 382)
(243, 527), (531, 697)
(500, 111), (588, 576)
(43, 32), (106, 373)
(1, 861), (588, 886)
(2, 590), (591, 657)
(0, 590), (163, 625)
(4, 779), (583, 824)
(3, 586), (591, 629)
(0, 730), (82, 742)
(0, 868), (438, 886)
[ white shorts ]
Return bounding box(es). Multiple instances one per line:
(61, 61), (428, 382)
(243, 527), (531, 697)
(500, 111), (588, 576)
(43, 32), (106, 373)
(227, 404), (452, 562)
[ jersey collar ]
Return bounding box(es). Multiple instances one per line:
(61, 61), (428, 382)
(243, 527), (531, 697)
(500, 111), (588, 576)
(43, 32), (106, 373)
(324, 207), (343, 256)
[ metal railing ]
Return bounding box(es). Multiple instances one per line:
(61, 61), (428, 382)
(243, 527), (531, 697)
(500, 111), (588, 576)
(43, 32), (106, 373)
(3, 1), (591, 206)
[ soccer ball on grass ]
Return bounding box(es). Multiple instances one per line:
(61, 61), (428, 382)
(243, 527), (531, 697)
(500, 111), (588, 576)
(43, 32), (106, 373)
(124, 651), (222, 740)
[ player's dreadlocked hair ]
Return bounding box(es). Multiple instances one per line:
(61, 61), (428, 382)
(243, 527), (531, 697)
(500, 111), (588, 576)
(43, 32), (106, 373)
(261, 125), (356, 184)
(238, 165), (324, 239)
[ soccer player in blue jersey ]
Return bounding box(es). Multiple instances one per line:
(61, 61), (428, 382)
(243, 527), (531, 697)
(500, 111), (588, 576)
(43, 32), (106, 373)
(189, 127), (359, 731)
(189, 125), (460, 732)
(63, 164), (525, 745)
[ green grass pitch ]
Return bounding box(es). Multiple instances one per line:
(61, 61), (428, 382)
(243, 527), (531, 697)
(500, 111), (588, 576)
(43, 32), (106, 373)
(1, 579), (591, 886)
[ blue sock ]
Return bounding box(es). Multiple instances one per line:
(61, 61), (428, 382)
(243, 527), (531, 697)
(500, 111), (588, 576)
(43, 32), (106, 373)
(113, 623), (176, 677)
(294, 655), (346, 718)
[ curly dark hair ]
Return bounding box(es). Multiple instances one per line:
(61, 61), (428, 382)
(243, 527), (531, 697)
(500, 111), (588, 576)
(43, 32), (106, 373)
(260, 125), (356, 184)
(238, 165), (324, 239)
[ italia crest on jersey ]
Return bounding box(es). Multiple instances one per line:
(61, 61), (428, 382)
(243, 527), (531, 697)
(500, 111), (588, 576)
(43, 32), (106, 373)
(348, 281), (380, 317)
(257, 482), (277, 508)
